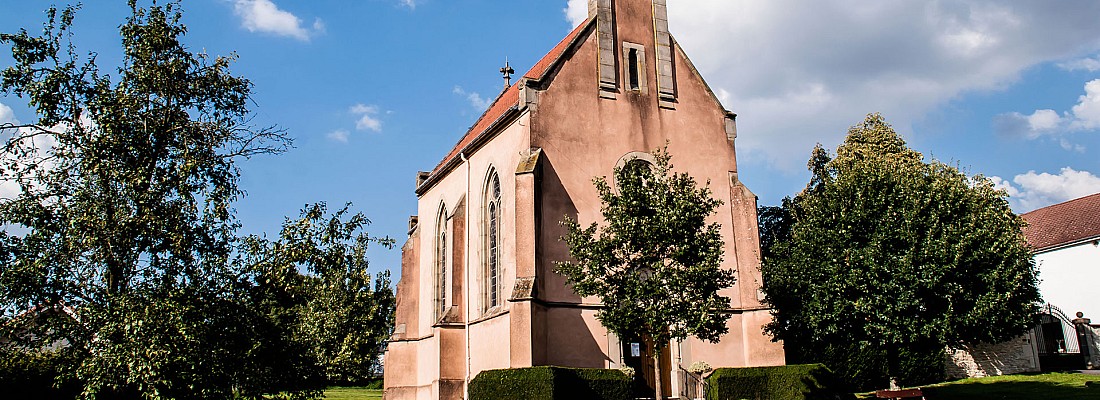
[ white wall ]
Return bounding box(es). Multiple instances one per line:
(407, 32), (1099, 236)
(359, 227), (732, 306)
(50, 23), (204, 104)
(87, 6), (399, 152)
(1035, 239), (1100, 320)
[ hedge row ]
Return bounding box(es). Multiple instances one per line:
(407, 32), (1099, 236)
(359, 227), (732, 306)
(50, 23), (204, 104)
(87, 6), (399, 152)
(706, 364), (853, 400)
(469, 366), (631, 400)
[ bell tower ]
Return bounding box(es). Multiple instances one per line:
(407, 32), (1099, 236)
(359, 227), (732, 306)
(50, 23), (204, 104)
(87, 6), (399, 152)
(589, 0), (676, 106)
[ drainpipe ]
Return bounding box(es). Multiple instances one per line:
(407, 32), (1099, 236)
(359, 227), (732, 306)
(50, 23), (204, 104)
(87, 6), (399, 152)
(461, 151), (472, 400)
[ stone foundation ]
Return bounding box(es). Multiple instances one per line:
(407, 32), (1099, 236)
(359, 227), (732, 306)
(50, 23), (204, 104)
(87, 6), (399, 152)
(944, 333), (1040, 379)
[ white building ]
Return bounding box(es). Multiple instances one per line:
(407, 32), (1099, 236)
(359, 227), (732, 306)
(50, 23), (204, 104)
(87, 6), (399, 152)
(1022, 192), (1100, 321)
(944, 193), (1100, 376)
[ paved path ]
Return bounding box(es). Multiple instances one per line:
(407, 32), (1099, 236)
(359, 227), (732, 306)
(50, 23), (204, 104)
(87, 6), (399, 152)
(1075, 369), (1100, 375)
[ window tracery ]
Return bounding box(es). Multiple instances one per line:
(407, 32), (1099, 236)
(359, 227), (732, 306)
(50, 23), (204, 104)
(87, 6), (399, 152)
(484, 170), (502, 312)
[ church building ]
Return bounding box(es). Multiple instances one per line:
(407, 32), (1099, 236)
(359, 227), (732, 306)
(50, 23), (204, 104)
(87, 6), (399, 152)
(383, 1), (785, 399)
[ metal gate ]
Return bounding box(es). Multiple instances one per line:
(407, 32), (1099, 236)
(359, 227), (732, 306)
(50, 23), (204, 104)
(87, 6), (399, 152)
(677, 366), (708, 400)
(1032, 304), (1088, 371)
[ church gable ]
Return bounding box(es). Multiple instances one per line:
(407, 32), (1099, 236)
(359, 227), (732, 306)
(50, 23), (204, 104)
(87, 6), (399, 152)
(417, 0), (736, 196)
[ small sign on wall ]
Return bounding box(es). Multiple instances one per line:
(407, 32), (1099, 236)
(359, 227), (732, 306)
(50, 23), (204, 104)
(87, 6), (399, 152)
(630, 343), (641, 357)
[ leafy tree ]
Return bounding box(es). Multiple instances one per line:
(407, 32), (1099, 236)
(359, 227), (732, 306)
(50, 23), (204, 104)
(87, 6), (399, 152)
(557, 148), (735, 400)
(241, 202), (396, 385)
(0, 2), (309, 398)
(760, 113), (1041, 390)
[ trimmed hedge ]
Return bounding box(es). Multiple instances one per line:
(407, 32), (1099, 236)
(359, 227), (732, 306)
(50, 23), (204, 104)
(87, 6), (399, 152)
(706, 364), (854, 400)
(469, 366), (631, 400)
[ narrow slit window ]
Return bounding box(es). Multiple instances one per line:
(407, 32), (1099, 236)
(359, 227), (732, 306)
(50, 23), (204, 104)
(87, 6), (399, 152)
(628, 48), (640, 91)
(622, 43), (646, 93)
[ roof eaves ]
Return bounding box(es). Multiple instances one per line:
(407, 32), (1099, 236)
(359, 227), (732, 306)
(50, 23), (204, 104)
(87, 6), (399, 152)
(415, 105), (522, 196)
(414, 19), (595, 197)
(1033, 234), (1100, 254)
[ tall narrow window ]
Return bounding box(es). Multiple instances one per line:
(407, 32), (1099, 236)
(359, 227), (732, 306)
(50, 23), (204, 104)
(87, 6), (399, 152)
(435, 206), (448, 321)
(627, 48), (640, 91)
(622, 43), (646, 93)
(484, 171), (502, 312)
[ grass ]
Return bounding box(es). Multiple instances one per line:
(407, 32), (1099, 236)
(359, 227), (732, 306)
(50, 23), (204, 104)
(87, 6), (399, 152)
(323, 373), (1100, 400)
(858, 372), (1100, 399)
(322, 386), (383, 400)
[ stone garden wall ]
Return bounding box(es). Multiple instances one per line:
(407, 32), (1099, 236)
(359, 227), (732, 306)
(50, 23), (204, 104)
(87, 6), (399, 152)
(944, 333), (1040, 379)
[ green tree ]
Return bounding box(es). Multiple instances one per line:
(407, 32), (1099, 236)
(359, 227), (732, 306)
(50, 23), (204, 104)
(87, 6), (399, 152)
(0, 2), (310, 398)
(241, 202), (396, 385)
(760, 113), (1040, 390)
(557, 148), (734, 400)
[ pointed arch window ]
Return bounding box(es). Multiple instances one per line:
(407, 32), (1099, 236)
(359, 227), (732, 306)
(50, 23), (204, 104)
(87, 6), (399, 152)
(435, 205), (448, 321)
(484, 170), (503, 312)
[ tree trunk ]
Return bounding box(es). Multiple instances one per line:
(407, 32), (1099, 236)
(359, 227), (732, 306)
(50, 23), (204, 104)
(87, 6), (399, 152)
(887, 343), (899, 390)
(653, 350), (662, 400)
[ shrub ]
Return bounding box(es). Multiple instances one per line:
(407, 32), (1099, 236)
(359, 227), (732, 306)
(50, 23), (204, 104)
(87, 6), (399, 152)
(705, 364), (853, 400)
(802, 341), (889, 391)
(894, 341), (946, 387)
(363, 378), (384, 390)
(0, 349), (81, 399)
(469, 366), (631, 400)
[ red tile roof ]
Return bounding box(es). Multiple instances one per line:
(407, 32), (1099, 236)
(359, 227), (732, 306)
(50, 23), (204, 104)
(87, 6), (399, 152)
(424, 20), (593, 183)
(1021, 192), (1100, 251)
(523, 20), (591, 82)
(429, 84), (520, 176)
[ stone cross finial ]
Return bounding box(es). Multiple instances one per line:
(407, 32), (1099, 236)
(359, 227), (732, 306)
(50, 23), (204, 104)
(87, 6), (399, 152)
(501, 60), (515, 89)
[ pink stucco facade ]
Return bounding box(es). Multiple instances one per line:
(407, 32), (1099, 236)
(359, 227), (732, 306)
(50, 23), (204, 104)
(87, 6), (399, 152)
(383, 1), (785, 399)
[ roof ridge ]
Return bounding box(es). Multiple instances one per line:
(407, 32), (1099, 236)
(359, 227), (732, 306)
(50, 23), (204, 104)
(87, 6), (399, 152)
(1021, 192), (1100, 217)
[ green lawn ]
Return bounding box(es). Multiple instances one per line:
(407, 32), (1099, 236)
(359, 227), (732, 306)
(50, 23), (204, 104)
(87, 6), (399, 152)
(323, 387), (383, 400)
(859, 372), (1100, 400)
(320, 374), (1100, 400)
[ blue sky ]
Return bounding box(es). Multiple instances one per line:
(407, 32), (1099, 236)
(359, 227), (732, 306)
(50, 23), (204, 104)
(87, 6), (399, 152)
(3, 1), (1100, 277)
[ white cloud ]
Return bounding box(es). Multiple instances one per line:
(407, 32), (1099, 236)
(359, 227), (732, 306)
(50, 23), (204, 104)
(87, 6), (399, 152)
(350, 104), (383, 132)
(993, 109), (1065, 139)
(0, 103), (64, 201)
(0, 174), (19, 201)
(0, 102), (20, 200)
(564, 0), (587, 27)
(400, 0), (417, 10)
(996, 79), (1100, 143)
(326, 129), (350, 143)
(1069, 79), (1100, 130)
(1058, 56), (1100, 72)
(994, 167), (1100, 211)
(0, 128), (49, 201)
(453, 86), (493, 110)
(989, 175), (1020, 198)
(233, 0), (321, 41)
(0, 102), (15, 125)
(1027, 109), (1063, 132)
(560, 1), (1100, 170)
(1059, 138), (1085, 153)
